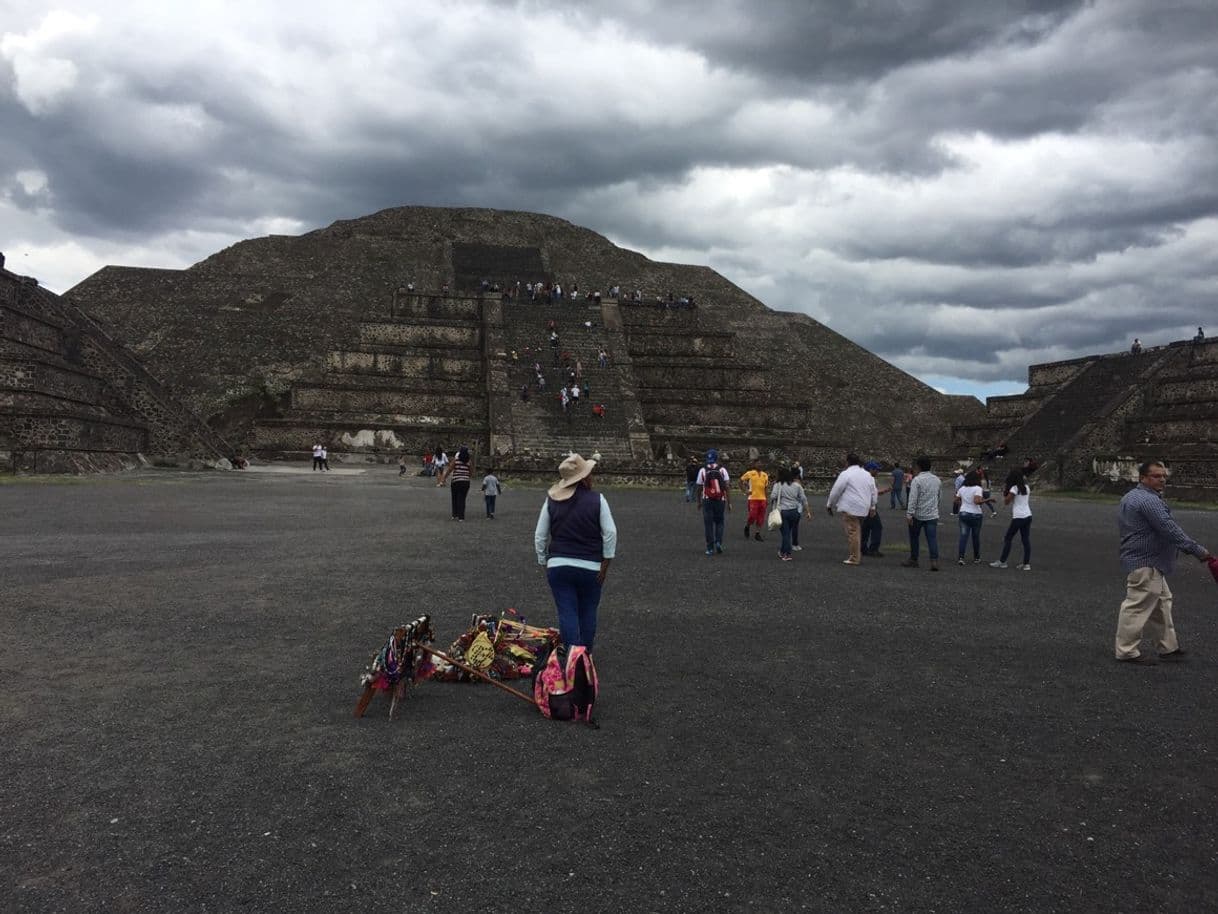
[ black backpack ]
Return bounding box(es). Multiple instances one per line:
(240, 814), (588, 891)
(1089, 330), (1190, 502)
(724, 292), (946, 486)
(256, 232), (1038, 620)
(703, 465), (726, 500)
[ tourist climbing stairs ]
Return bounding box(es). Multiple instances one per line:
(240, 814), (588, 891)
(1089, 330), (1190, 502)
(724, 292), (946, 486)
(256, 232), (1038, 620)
(499, 298), (634, 461)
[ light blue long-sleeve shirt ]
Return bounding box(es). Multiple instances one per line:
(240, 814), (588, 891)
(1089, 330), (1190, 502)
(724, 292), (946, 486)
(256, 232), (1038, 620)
(534, 496), (618, 570)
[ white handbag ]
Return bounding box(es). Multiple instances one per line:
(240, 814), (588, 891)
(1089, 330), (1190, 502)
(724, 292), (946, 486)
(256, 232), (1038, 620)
(767, 505), (783, 531)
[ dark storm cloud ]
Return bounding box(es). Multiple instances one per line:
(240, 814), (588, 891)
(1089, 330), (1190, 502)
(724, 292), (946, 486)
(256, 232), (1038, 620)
(530, 0), (1087, 83)
(2, 0), (1216, 392)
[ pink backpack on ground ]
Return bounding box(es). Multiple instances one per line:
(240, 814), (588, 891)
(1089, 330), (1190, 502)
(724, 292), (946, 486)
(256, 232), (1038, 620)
(533, 645), (598, 724)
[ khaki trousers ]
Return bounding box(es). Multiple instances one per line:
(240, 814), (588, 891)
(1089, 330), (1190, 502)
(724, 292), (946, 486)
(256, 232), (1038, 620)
(840, 513), (862, 563)
(1114, 567), (1178, 659)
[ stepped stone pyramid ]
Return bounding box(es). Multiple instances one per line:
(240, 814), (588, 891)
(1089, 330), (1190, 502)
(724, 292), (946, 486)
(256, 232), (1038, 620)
(64, 206), (979, 477)
(951, 339), (1218, 494)
(1, 261), (231, 472)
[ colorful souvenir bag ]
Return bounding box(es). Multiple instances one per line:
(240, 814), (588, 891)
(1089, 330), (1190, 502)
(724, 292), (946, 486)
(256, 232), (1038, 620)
(532, 644), (598, 723)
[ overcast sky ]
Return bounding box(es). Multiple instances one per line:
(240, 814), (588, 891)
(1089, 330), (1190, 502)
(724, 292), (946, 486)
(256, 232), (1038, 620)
(2, 0), (1216, 399)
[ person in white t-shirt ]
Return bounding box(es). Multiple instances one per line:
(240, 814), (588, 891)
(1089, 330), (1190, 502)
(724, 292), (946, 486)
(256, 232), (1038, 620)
(990, 470), (1033, 570)
(312, 443), (323, 471)
(955, 470), (986, 564)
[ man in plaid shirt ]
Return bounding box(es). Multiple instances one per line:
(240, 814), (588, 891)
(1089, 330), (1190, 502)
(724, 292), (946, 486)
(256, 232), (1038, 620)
(1115, 461), (1211, 664)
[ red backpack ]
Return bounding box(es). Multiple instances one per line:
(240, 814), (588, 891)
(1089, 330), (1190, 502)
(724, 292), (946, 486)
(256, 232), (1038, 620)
(533, 645), (598, 724)
(703, 465), (726, 500)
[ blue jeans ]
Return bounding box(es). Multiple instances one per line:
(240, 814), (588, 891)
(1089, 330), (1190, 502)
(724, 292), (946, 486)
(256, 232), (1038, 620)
(546, 565), (602, 649)
(685, 481), (695, 502)
(779, 508), (800, 555)
(890, 486), (905, 509)
(484, 495), (496, 517)
(702, 500), (726, 548)
(908, 518), (939, 561)
(861, 513), (883, 553)
(958, 512), (983, 559)
(999, 517), (1032, 564)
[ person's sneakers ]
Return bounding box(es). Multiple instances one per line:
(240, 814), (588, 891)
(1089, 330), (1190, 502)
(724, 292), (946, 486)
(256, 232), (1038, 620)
(792, 545), (803, 551)
(930, 562), (940, 571)
(989, 560), (1007, 568)
(871, 551), (885, 558)
(780, 554), (793, 562)
(972, 557), (983, 564)
(744, 524), (751, 539)
(706, 547), (715, 557)
(842, 559), (860, 565)
(1116, 653), (1158, 665)
(754, 532), (764, 542)
(957, 558), (965, 565)
(901, 559), (919, 568)
(715, 542), (724, 554)
(1019, 564), (1032, 571)
(1159, 648), (1188, 662)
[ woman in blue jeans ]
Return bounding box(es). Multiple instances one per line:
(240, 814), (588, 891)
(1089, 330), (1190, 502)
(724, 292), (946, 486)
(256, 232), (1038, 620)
(533, 454), (617, 649)
(990, 469), (1033, 570)
(956, 470), (986, 564)
(769, 466), (812, 560)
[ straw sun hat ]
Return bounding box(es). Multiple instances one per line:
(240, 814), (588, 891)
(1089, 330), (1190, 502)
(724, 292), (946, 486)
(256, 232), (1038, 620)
(548, 453), (597, 501)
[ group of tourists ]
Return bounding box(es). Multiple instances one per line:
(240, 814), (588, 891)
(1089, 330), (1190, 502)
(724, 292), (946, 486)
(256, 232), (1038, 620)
(687, 449), (1214, 669)
(691, 450), (1037, 572)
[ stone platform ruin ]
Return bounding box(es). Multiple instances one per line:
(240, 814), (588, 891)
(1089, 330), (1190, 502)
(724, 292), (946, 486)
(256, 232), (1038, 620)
(0, 264), (231, 473)
(5, 205), (1215, 493)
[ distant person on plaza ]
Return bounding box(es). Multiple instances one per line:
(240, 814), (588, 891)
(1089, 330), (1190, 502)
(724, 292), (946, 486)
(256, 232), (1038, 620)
(434, 447), (449, 486)
(791, 459), (804, 482)
(956, 470), (986, 565)
(398, 454), (408, 477)
(1021, 456), (1039, 478)
(1114, 461), (1211, 665)
(1193, 327), (1205, 343)
(890, 464), (906, 510)
(770, 466), (812, 561)
(902, 456), (942, 571)
(312, 442), (323, 471)
(320, 446), (330, 471)
(423, 448), (434, 477)
(826, 453), (877, 566)
(860, 461), (891, 557)
(534, 454), (616, 652)
(990, 469), (1033, 570)
(1130, 338), (1143, 354)
(684, 456), (700, 503)
(591, 402), (606, 418)
(951, 466), (965, 515)
(447, 447), (473, 520)
(740, 459), (771, 542)
(481, 468), (502, 519)
(696, 449), (732, 556)
(978, 466), (999, 517)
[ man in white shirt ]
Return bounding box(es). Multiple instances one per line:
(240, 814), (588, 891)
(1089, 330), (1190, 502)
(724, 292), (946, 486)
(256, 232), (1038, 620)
(826, 453), (878, 565)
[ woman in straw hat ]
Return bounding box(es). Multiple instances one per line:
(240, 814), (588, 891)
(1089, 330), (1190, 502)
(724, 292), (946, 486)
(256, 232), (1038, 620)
(533, 453), (617, 651)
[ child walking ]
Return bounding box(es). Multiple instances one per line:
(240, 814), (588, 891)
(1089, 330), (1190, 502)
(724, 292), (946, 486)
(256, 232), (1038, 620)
(482, 470), (503, 519)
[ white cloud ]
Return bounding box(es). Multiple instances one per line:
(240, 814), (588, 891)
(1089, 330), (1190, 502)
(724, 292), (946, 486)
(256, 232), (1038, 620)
(1, 10), (96, 114)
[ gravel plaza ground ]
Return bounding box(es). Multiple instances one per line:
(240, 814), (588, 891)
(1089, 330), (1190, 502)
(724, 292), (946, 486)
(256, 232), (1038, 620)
(2, 466), (1217, 914)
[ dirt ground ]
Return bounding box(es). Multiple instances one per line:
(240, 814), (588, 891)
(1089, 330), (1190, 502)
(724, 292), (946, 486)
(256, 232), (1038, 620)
(2, 467), (1216, 914)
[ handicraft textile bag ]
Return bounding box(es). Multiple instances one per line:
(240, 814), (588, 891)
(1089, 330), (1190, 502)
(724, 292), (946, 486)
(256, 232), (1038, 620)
(532, 644), (598, 722)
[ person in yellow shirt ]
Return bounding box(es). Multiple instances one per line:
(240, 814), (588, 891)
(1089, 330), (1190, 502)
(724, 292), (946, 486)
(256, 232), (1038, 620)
(740, 459), (771, 542)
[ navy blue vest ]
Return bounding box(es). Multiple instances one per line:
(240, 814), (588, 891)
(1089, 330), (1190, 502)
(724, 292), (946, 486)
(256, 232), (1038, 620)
(547, 487), (604, 562)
